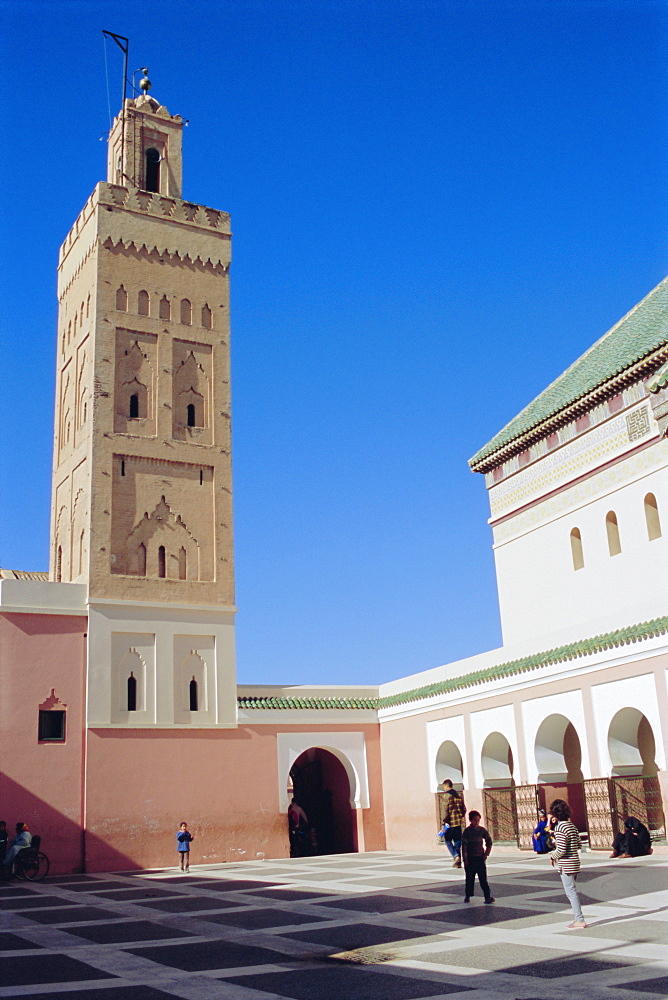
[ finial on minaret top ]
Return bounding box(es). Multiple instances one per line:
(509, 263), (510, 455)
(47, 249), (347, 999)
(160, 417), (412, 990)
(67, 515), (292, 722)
(139, 69), (151, 94)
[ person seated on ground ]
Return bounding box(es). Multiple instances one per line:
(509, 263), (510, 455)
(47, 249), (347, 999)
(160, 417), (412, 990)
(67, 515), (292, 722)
(2, 822), (31, 870)
(610, 817), (652, 858)
(532, 808), (550, 853)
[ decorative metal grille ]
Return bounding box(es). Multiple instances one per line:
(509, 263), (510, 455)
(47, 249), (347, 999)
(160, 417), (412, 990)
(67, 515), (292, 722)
(515, 784), (540, 850)
(583, 777), (614, 849)
(613, 776), (666, 841)
(483, 787), (518, 844)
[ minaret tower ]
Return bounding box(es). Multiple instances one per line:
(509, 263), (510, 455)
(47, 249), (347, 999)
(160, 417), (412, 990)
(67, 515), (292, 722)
(50, 76), (237, 727)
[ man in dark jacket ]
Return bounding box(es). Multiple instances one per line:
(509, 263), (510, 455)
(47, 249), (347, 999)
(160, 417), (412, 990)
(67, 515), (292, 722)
(440, 780), (466, 868)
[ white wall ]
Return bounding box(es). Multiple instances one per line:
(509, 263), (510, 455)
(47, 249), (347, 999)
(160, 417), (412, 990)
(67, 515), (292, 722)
(494, 456), (668, 648)
(87, 600), (237, 727)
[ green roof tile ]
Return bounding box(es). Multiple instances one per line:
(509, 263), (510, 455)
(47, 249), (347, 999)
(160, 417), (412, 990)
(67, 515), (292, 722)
(470, 276), (668, 468)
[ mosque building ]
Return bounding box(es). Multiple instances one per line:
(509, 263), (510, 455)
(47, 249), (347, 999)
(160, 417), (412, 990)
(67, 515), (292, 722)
(1, 83), (666, 873)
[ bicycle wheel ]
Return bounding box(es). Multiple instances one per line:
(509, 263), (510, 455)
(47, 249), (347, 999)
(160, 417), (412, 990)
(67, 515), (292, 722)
(22, 853), (50, 882)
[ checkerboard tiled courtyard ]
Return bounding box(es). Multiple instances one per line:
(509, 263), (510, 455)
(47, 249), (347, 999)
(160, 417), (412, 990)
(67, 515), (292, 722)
(1, 851), (667, 999)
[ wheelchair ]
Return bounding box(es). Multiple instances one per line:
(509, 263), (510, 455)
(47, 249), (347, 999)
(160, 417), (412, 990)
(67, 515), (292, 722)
(11, 836), (50, 882)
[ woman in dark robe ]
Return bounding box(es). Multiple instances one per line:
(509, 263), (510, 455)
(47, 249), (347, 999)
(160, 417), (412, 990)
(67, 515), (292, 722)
(610, 817), (652, 858)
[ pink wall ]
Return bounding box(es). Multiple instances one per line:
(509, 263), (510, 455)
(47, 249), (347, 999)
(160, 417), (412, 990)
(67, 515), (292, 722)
(0, 613), (88, 873)
(84, 722), (386, 872)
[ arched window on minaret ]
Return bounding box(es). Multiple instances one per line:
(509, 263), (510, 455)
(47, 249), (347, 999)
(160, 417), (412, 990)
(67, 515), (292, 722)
(189, 678), (198, 712)
(179, 546), (187, 580)
(159, 296), (171, 321)
(145, 147), (161, 193)
(158, 545), (166, 579)
(187, 403), (196, 427)
(116, 285), (128, 311)
(201, 304), (212, 329)
(138, 290), (150, 316)
(138, 543), (146, 576)
(127, 673), (137, 711)
(129, 394), (139, 419)
(180, 299), (192, 325)
(644, 493), (662, 540)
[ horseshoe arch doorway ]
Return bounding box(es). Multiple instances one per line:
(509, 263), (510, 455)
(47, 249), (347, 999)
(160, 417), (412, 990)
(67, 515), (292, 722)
(288, 747), (357, 856)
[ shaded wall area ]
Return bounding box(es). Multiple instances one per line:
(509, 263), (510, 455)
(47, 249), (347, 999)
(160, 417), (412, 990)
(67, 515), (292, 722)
(0, 613), (88, 873)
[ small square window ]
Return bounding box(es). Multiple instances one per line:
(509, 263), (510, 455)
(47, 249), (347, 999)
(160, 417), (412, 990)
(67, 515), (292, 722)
(38, 710), (66, 742)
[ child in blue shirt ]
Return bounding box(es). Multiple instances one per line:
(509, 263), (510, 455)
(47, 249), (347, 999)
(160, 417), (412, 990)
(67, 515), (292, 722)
(176, 822), (194, 872)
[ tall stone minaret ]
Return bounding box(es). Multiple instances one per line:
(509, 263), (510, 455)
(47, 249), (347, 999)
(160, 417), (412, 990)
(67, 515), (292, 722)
(50, 77), (237, 727)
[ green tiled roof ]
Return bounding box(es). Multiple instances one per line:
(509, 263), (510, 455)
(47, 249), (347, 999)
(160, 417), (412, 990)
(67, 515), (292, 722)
(236, 615), (668, 711)
(237, 695), (377, 711)
(469, 276), (668, 469)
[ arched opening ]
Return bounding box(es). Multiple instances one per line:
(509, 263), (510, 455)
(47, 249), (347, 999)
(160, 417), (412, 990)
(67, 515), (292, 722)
(158, 545), (166, 579)
(606, 510), (621, 555)
(187, 403), (196, 427)
(435, 739), (464, 788)
(535, 713), (586, 831)
(159, 296), (171, 321)
(127, 673), (137, 712)
(481, 732), (514, 787)
(644, 493), (661, 540)
(129, 393), (139, 419)
(481, 732), (517, 843)
(116, 285), (128, 311)
(138, 543), (146, 577)
(570, 527), (584, 570)
(201, 303), (212, 329)
(178, 546), (187, 580)
(189, 678), (198, 712)
(138, 290), (150, 316)
(609, 708), (658, 777)
(288, 747), (356, 856)
(180, 298), (192, 325)
(145, 147), (160, 193)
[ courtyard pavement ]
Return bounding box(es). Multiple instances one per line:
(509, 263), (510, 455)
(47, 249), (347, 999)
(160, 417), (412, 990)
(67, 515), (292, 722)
(1, 850), (667, 1000)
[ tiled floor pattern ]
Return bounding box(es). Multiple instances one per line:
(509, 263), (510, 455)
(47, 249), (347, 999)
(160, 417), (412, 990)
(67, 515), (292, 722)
(1, 852), (667, 999)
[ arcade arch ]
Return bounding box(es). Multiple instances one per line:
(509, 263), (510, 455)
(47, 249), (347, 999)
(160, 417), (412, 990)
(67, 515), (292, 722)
(534, 713), (584, 784)
(435, 740), (464, 789)
(481, 732), (515, 787)
(608, 708), (658, 777)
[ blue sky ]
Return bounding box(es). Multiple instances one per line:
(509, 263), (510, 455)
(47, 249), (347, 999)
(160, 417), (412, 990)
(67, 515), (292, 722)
(1, 0), (666, 685)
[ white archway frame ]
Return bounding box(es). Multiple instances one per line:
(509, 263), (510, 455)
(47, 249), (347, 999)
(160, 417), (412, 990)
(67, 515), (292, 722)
(608, 706), (657, 775)
(591, 673), (666, 776)
(277, 731), (369, 812)
(521, 690), (591, 784)
(481, 731), (515, 786)
(426, 716), (468, 791)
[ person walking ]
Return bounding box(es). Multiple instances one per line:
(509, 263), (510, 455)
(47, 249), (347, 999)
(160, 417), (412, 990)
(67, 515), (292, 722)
(549, 799), (586, 929)
(176, 822), (194, 872)
(440, 780), (466, 867)
(461, 810), (495, 903)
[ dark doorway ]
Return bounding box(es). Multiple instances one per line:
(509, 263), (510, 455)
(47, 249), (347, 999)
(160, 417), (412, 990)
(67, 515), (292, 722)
(289, 748), (356, 856)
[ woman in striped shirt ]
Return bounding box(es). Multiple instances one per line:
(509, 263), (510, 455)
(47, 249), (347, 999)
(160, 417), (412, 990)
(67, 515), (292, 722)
(549, 799), (587, 929)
